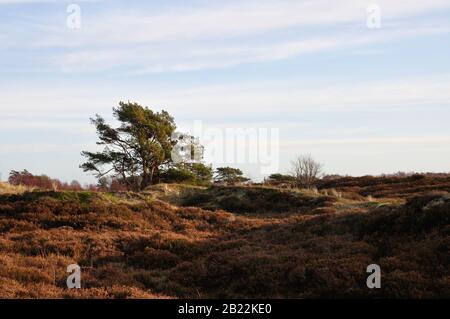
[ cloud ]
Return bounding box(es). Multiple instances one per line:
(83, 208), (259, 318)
(133, 73), (450, 118)
(0, 143), (84, 152)
(1, 73), (450, 120)
(0, 120), (93, 133)
(281, 136), (450, 147)
(0, 0), (98, 3)
(0, 0), (55, 3)
(56, 24), (450, 73)
(27, 0), (450, 47)
(2, 0), (450, 73)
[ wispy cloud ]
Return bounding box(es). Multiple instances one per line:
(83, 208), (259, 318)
(57, 25), (450, 73)
(2, 73), (450, 119)
(281, 136), (450, 147)
(28, 0), (450, 47)
(0, 0), (99, 4)
(2, 0), (450, 73)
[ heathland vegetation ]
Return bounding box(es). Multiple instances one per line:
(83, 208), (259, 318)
(1, 102), (449, 298)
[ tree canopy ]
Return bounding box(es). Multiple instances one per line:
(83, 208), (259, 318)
(80, 102), (177, 191)
(214, 167), (249, 184)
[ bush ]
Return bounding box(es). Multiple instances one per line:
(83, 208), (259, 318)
(160, 164), (213, 186)
(182, 186), (336, 214)
(161, 168), (196, 184)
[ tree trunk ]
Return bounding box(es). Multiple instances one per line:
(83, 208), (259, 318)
(140, 166), (156, 191)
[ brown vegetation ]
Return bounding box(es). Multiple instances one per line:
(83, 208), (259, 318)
(317, 174), (450, 199)
(8, 170), (95, 192)
(180, 185), (336, 215)
(0, 180), (449, 298)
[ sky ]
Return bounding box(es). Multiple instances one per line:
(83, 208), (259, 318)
(1, 0), (450, 184)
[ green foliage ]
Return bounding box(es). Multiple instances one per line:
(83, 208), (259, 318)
(160, 163), (213, 186)
(190, 163), (213, 184)
(80, 102), (177, 191)
(161, 167), (196, 184)
(214, 167), (249, 184)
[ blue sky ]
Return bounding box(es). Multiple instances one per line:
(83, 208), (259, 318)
(1, 0), (450, 184)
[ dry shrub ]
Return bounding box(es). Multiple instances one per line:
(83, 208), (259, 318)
(0, 188), (449, 298)
(318, 175), (450, 198)
(310, 207), (337, 215)
(182, 186), (336, 215)
(341, 192), (366, 201)
(0, 182), (31, 195)
(329, 188), (342, 198)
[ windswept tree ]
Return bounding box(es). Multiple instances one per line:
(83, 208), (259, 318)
(290, 154), (323, 189)
(214, 167), (249, 185)
(80, 102), (176, 191)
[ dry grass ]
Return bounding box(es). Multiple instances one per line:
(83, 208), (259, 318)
(143, 183), (207, 205)
(318, 175), (450, 199)
(0, 185), (449, 298)
(0, 182), (31, 195)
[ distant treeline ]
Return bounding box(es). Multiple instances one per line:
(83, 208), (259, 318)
(7, 168), (450, 195)
(7, 170), (97, 192)
(5, 166), (250, 192)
